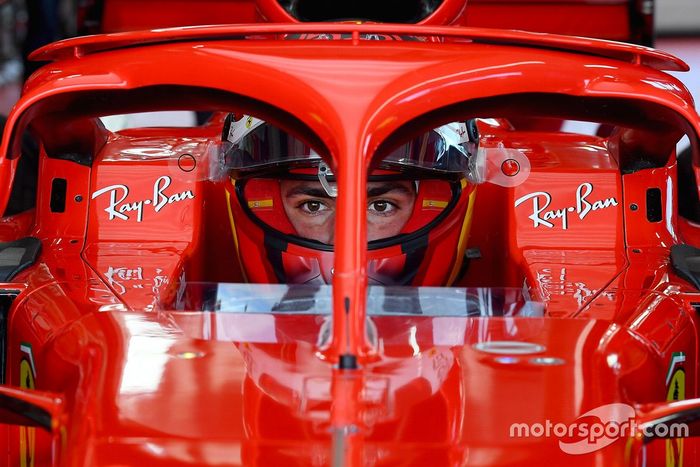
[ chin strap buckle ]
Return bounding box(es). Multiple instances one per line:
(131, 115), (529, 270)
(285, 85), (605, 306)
(318, 161), (338, 198)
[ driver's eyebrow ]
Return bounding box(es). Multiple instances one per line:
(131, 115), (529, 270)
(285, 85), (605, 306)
(285, 182), (412, 199)
(367, 182), (414, 198)
(284, 186), (333, 199)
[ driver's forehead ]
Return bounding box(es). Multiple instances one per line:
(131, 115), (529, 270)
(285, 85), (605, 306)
(280, 179), (416, 195)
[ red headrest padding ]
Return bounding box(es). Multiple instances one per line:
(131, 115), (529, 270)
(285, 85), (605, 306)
(401, 180), (454, 233)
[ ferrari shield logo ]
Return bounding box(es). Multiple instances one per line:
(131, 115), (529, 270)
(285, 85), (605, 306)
(666, 352), (685, 467)
(20, 343), (37, 467)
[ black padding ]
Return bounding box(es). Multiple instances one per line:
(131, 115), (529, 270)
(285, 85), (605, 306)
(221, 113), (233, 141)
(0, 238), (42, 282)
(671, 244), (700, 290)
(677, 146), (700, 222)
(646, 187), (662, 223)
(50, 178), (67, 213)
(1, 115), (39, 216)
(48, 152), (92, 167)
(467, 119), (479, 142)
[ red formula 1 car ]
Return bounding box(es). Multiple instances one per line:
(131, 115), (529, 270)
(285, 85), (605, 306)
(1, 6), (700, 467)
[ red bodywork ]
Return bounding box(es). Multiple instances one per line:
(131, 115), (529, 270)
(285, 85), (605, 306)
(0, 12), (699, 467)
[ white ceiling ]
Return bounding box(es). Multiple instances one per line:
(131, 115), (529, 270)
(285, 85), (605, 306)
(657, 0), (700, 34)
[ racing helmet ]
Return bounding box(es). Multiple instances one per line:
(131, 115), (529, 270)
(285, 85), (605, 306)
(223, 114), (480, 286)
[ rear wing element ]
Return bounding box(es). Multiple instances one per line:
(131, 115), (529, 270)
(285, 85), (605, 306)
(30, 23), (688, 72)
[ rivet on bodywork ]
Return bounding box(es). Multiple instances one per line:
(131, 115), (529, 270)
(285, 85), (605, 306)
(473, 341), (545, 355)
(530, 357), (565, 366)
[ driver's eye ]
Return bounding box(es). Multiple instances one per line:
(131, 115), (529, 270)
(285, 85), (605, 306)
(368, 200), (396, 215)
(302, 201), (324, 213)
(372, 201), (389, 212)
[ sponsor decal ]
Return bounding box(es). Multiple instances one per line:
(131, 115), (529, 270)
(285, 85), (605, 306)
(20, 343), (36, 467)
(509, 402), (688, 455)
(535, 267), (615, 307)
(514, 182), (618, 229)
(105, 266), (144, 294)
(104, 266), (168, 297)
(91, 175), (194, 222)
(666, 352), (686, 467)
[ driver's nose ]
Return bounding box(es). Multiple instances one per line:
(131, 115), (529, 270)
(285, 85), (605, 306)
(303, 215), (335, 245)
(324, 217), (335, 245)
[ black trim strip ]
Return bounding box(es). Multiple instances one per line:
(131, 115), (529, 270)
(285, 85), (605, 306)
(397, 244), (427, 285)
(264, 232), (288, 282)
(0, 392), (53, 431)
(641, 406), (700, 443)
(0, 290), (20, 385)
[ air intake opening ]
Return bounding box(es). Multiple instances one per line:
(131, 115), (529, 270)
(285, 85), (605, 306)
(278, 0), (444, 23)
(50, 178), (67, 213)
(646, 187), (662, 223)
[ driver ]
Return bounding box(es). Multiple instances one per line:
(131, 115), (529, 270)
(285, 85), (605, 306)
(280, 176), (417, 244)
(223, 114), (480, 286)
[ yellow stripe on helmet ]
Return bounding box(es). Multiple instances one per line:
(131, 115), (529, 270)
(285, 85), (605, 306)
(446, 179), (476, 286)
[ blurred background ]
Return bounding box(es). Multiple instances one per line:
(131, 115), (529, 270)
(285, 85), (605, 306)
(1, 0), (699, 117)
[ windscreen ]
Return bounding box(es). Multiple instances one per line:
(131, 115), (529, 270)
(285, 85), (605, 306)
(164, 283), (544, 317)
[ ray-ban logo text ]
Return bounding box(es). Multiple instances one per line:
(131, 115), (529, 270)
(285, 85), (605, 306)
(92, 176), (194, 222)
(514, 182), (618, 230)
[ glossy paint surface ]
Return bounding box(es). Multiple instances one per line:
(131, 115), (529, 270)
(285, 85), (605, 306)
(0, 23), (699, 466)
(27, 23), (688, 70)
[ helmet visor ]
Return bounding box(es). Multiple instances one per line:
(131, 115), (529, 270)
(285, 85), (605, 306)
(225, 116), (477, 178)
(224, 115), (322, 174)
(380, 122), (476, 175)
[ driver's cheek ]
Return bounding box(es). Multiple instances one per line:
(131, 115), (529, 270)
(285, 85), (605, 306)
(367, 213), (406, 242)
(292, 213), (335, 244)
